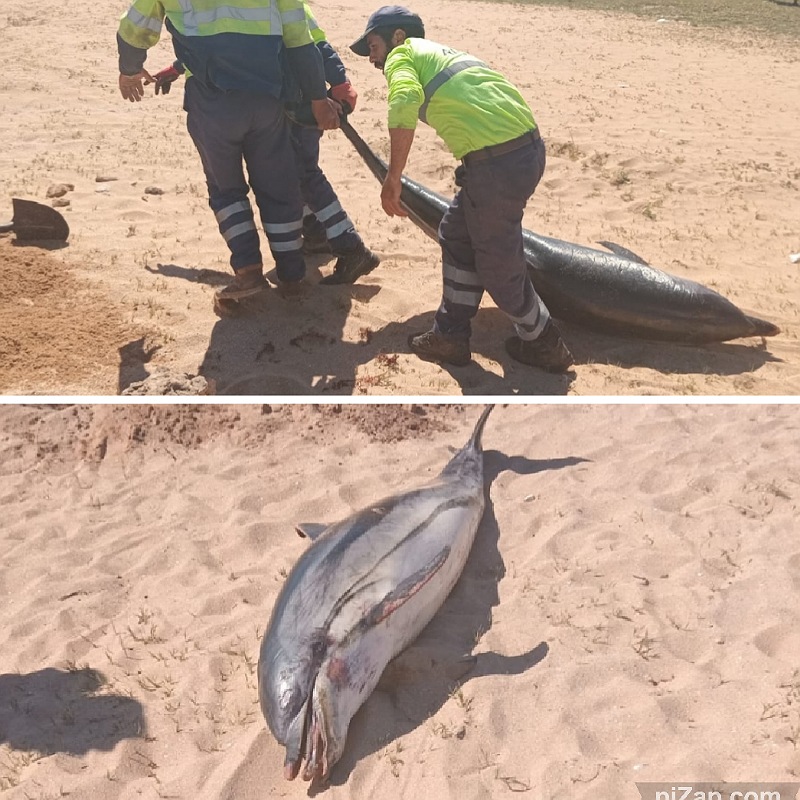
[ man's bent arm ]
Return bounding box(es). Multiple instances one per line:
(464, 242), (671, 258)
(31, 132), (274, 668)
(284, 42), (327, 100)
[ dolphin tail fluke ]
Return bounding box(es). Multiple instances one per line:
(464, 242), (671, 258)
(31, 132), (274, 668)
(468, 404), (495, 453)
(340, 116), (452, 241)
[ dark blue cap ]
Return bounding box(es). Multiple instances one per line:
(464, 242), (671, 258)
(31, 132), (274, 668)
(350, 6), (425, 56)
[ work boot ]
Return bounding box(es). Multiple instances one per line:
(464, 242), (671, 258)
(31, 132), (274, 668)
(505, 319), (574, 373)
(408, 330), (471, 367)
(319, 243), (380, 285)
(214, 264), (268, 301)
(302, 215), (331, 255)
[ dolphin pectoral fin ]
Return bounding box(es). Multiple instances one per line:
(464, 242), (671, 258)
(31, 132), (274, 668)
(296, 523), (329, 540)
(597, 240), (650, 265)
(363, 547), (451, 628)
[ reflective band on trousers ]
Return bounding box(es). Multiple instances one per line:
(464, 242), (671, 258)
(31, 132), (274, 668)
(222, 221), (257, 242)
(444, 285), (482, 307)
(314, 199), (355, 239)
(176, 0), (285, 36)
(264, 219), (302, 235)
(418, 59), (486, 124)
(270, 237), (303, 252)
(326, 217), (353, 238)
(314, 199), (343, 222)
(214, 200), (251, 224)
(511, 301), (550, 341)
(443, 261), (482, 287)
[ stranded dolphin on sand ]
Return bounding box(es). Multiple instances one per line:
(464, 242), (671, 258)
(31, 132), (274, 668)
(258, 405), (493, 782)
(339, 118), (779, 345)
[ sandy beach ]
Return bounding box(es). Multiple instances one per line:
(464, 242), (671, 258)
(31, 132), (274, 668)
(1, 0), (798, 396)
(1, 402), (799, 798)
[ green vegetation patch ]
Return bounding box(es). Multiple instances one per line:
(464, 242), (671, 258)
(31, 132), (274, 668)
(512, 0), (800, 39)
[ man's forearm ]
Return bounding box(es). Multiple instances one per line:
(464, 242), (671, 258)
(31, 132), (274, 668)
(388, 127), (415, 180)
(285, 42), (327, 101)
(317, 40), (347, 88)
(117, 33), (148, 75)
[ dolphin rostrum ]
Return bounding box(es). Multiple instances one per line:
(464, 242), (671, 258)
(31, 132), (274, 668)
(339, 118), (779, 345)
(258, 405), (494, 782)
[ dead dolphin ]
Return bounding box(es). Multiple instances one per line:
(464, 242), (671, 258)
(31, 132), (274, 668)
(258, 405), (493, 782)
(339, 118), (779, 344)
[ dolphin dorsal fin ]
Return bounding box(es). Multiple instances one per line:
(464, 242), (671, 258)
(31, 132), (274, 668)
(295, 523), (328, 540)
(597, 240), (650, 265)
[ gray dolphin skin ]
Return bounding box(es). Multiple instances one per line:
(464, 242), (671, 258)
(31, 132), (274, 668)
(339, 118), (780, 344)
(258, 405), (494, 782)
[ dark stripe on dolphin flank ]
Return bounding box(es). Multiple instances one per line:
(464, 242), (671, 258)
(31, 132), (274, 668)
(340, 546), (452, 649)
(339, 118), (779, 345)
(321, 494), (474, 633)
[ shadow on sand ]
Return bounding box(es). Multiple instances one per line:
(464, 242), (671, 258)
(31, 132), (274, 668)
(119, 260), (780, 395)
(197, 300), (777, 397)
(0, 666), (145, 755)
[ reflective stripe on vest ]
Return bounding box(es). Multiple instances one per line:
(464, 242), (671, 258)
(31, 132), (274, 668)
(418, 59), (486, 124)
(124, 6), (163, 35)
(173, 0), (283, 37)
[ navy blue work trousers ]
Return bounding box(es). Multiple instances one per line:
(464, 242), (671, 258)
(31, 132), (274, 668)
(289, 123), (360, 253)
(434, 135), (550, 341)
(185, 78), (305, 282)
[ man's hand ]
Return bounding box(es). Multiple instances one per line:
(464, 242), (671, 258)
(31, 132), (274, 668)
(381, 175), (408, 217)
(118, 70), (153, 102)
(311, 98), (341, 130)
(330, 81), (357, 114)
(148, 64), (182, 95)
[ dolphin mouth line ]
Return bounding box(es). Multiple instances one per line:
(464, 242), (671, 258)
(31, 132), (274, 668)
(285, 676), (330, 782)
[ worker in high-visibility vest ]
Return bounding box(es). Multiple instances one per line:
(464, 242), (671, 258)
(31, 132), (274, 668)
(148, 3), (380, 286)
(351, 6), (574, 373)
(117, 0), (341, 302)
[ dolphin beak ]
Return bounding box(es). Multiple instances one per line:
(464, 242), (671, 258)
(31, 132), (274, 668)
(300, 703), (330, 781)
(282, 688), (332, 782)
(284, 758), (301, 780)
(281, 690), (316, 781)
